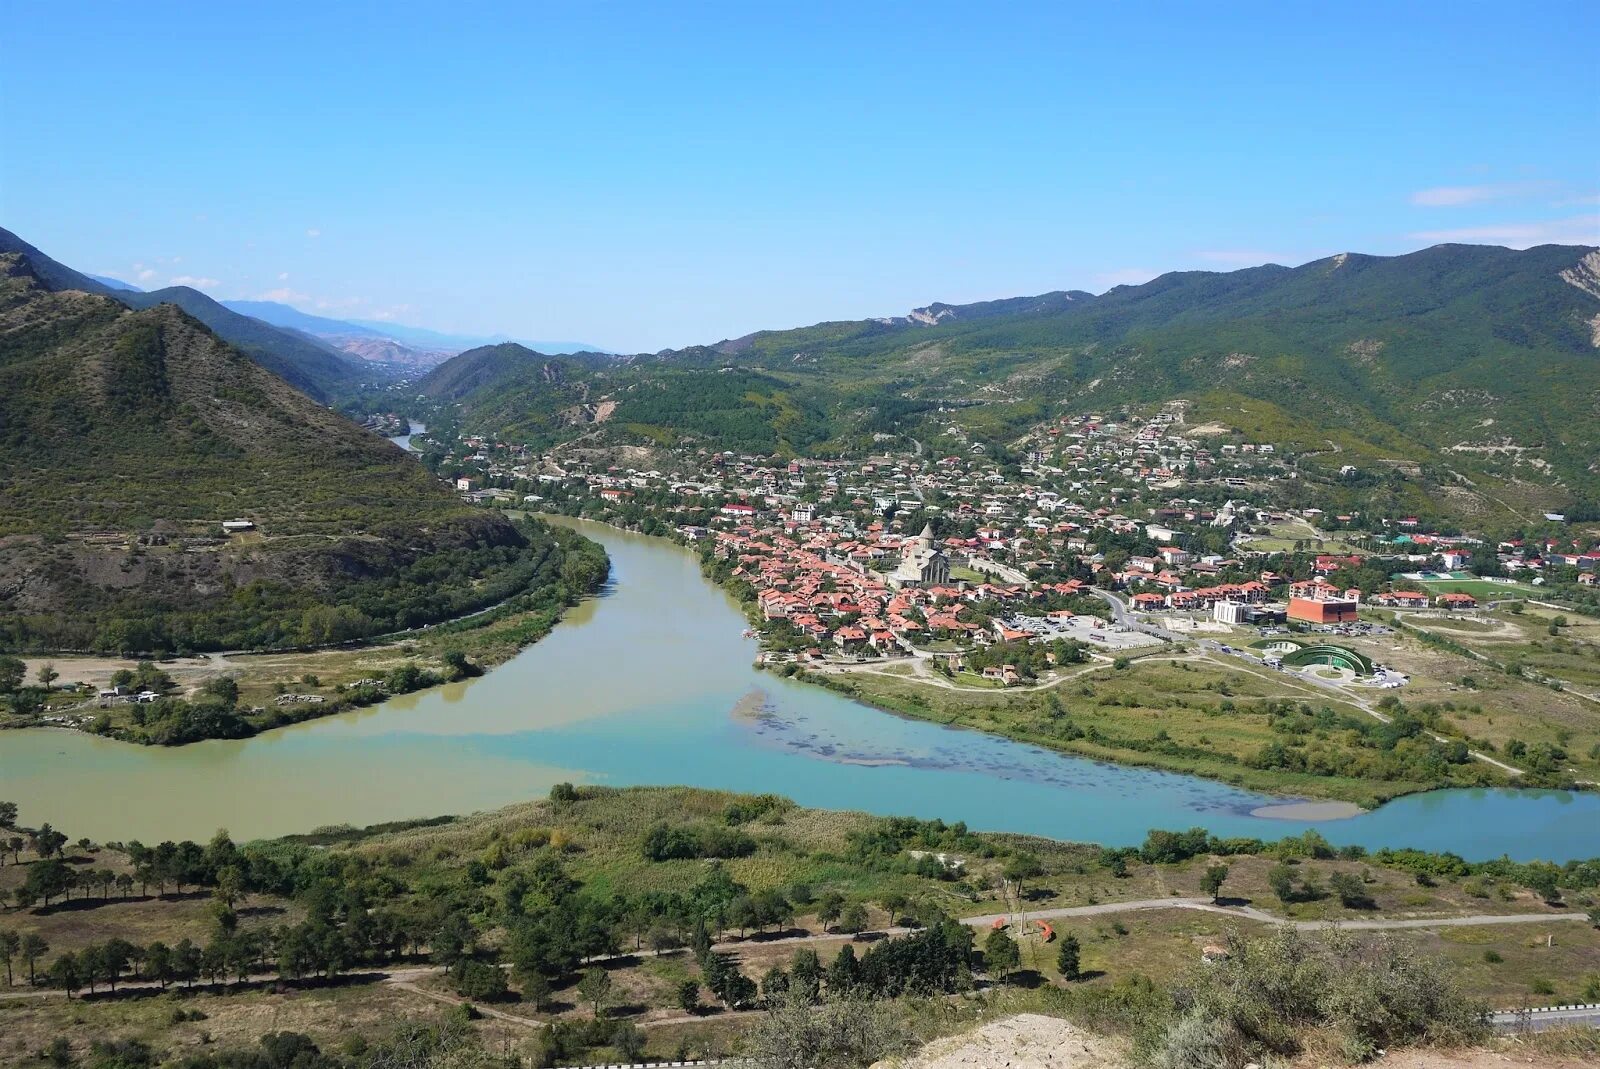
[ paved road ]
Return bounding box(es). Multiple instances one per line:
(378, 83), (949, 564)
(963, 898), (1591, 933)
(1490, 1005), (1600, 1032)
(1091, 588), (1185, 642)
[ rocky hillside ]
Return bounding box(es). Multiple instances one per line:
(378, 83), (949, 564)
(420, 343), (617, 444)
(0, 253), (561, 654)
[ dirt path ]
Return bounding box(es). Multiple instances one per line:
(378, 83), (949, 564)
(386, 978), (548, 1027)
(1201, 651), (1527, 777)
(962, 898), (1591, 933)
(3, 899), (1584, 1019)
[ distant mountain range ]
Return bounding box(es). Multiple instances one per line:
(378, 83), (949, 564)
(0, 228), (372, 402)
(87, 273), (143, 292)
(343, 317), (605, 357)
(15, 224), (1600, 524)
(423, 243), (1600, 524)
(222, 299), (606, 371)
(0, 245), (543, 655)
(0, 235), (605, 383)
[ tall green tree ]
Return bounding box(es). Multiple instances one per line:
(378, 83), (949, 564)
(984, 928), (1020, 982)
(19, 934), (47, 985)
(0, 929), (18, 985)
(578, 965), (612, 1018)
(1057, 932), (1081, 981)
(47, 951), (79, 998)
(1201, 864), (1230, 904)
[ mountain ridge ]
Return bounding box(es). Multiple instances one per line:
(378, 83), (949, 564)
(224, 298), (609, 369)
(421, 242), (1600, 519)
(0, 250), (552, 654)
(0, 227), (371, 401)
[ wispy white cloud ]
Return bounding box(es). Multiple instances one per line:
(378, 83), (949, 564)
(1409, 181), (1553, 207)
(169, 275), (220, 289)
(1409, 213), (1600, 247)
(255, 287), (311, 303)
(277, 272), (290, 281)
(305, 228), (321, 239)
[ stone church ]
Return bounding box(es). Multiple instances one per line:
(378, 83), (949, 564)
(891, 523), (950, 589)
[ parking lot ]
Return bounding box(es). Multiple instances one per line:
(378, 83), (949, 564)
(1004, 613), (1165, 651)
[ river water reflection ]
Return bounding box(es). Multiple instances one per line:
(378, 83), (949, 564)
(3, 518), (1597, 859)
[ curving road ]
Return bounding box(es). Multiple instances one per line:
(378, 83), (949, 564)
(961, 897), (1591, 933)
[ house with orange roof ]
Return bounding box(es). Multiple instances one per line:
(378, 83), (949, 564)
(1372, 590), (1428, 608)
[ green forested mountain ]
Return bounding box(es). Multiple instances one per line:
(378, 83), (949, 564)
(0, 227), (372, 402)
(0, 253), (572, 653)
(423, 243), (1600, 513)
(419, 343), (623, 446)
(119, 285), (372, 401)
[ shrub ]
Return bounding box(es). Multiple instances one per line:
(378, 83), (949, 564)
(641, 821), (756, 861)
(1159, 928), (1488, 1065)
(746, 991), (910, 1069)
(451, 959), (508, 1001)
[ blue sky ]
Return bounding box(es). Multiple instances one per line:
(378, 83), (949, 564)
(4, 2), (1597, 352)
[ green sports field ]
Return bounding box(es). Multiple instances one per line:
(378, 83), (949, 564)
(1413, 578), (1538, 598)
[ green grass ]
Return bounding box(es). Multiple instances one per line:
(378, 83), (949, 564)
(5, 784), (1599, 1065)
(799, 656), (1498, 806)
(1412, 578), (1539, 598)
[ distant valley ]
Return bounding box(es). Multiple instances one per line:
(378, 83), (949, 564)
(222, 298), (607, 371)
(0, 233), (605, 671)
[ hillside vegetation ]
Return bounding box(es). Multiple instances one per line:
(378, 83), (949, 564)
(422, 244), (1600, 516)
(0, 254), (601, 654)
(8, 786), (1595, 1066)
(0, 227), (370, 402)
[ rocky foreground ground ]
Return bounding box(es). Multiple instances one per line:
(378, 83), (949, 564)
(870, 1014), (1600, 1069)
(872, 1014), (1127, 1069)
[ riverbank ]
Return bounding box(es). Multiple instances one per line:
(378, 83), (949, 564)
(532, 505), (1508, 810)
(5, 515), (1599, 859)
(791, 666), (1434, 810)
(0, 519), (609, 745)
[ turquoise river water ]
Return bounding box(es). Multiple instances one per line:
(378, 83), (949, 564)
(2, 518), (1597, 859)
